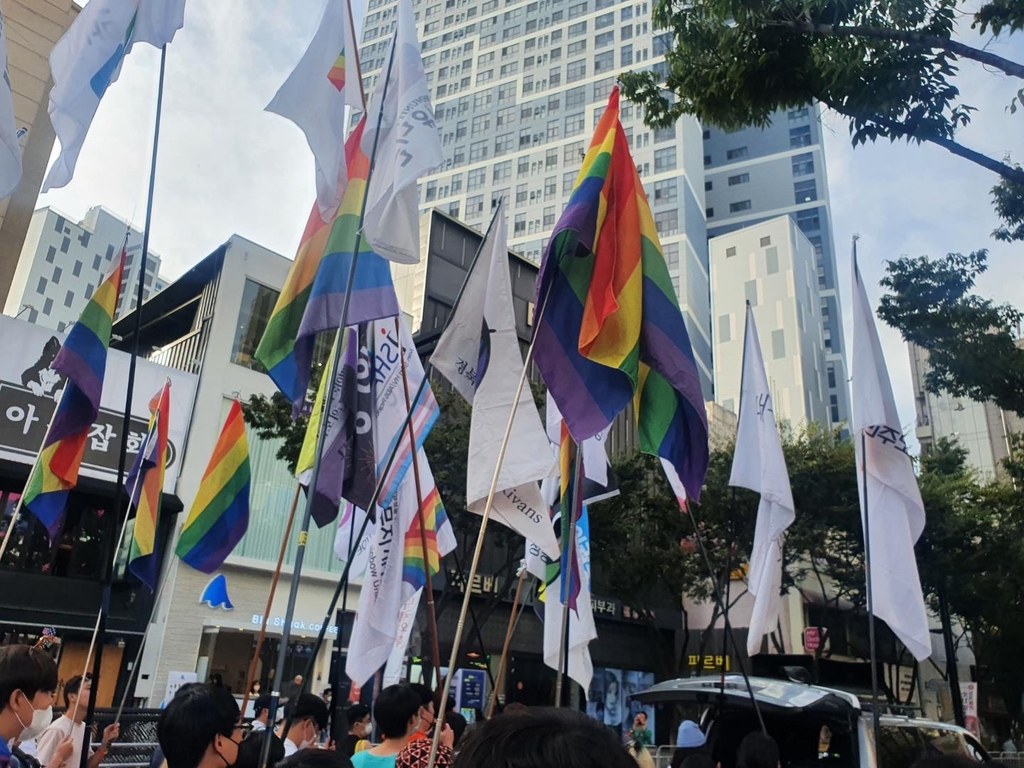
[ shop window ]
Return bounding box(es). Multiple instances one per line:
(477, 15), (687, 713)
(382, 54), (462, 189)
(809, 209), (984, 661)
(231, 279), (281, 372)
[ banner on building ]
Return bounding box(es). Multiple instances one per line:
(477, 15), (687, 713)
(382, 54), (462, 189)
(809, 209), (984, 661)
(961, 682), (979, 738)
(0, 315), (197, 492)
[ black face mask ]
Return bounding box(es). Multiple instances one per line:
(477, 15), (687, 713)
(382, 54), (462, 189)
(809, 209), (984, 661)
(215, 737), (241, 767)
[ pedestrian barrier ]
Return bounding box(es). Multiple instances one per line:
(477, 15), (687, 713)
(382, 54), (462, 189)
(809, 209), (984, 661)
(55, 708), (162, 768)
(991, 753), (1024, 767)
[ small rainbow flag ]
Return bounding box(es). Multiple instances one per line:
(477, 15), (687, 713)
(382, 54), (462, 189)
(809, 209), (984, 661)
(175, 400), (251, 573)
(23, 248), (126, 541)
(327, 52), (346, 91)
(127, 380), (170, 592)
(533, 87), (709, 501)
(401, 485), (448, 592)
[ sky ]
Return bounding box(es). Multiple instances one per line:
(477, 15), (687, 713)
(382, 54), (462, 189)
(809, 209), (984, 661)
(36, 1), (1024, 454)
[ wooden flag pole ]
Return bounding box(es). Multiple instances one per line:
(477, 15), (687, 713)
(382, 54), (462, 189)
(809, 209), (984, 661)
(239, 483), (302, 719)
(487, 566), (527, 717)
(396, 317), (444, 692)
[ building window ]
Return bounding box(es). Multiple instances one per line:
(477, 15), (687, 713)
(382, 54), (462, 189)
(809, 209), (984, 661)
(653, 178), (677, 205)
(543, 206), (556, 227)
(792, 152), (814, 176)
(789, 125), (812, 148)
(704, 180), (713, 192)
(827, 364), (837, 389)
(36, 276), (47, 294)
(231, 279), (281, 371)
(468, 168), (486, 190)
(566, 86), (586, 109)
(745, 280), (757, 306)
(52, 267), (62, 284)
(470, 140), (488, 162)
(64, 290), (74, 308)
(493, 160), (512, 182)
(568, 40), (587, 57)
(564, 140), (585, 163)
(703, 154), (711, 166)
(595, 31), (614, 49)
(472, 113), (491, 135)
(568, 21), (587, 37)
(43, 298), (53, 315)
(718, 314), (731, 343)
(729, 200), (752, 213)
(563, 170), (577, 193)
(726, 146), (748, 160)
(495, 133), (515, 155)
(664, 242), (679, 268)
(654, 209), (679, 235)
(564, 112), (585, 137)
(706, 207), (714, 218)
(771, 329), (785, 359)
(653, 147), (676, 172)
(788, 107), (810, 120)
(765, 246), (779, 274)
(46, 246), (56, 263)
(467, 195), (484, 217)
(728, 173), (749, 186)
(85, 284), (94, 300)
(92, 254), (101, 271)
(760, 236), (771, 247)
(830, 395), (840, 423)
(425, 181), (438, 202)
(567, 59), (586, 83)
(796, 208), (820, 232)
(726, 246), (737, 258)
(61, 237), (70, 253)
(794, 179), (817, 203)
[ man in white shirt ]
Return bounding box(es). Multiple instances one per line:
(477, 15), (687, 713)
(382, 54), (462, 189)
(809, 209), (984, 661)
(277, 694), (328, 757)
(249, 696), (271, 733)
(36, 676), (119, 768)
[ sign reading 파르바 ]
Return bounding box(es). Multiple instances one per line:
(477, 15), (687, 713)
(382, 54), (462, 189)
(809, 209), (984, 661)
(0, 315), (197, 492)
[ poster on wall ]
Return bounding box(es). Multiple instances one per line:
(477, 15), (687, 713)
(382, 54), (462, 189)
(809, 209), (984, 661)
(588, 667), (655, 744)
(961, 682), (980, 738)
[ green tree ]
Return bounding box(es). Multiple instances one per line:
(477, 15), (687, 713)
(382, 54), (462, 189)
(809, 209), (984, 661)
(877, 250), (1024, 415)
(618, 0), (1024, 237)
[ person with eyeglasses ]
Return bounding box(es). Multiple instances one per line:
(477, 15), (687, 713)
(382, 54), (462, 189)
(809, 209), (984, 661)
(0, 645), (58, 768)
(157, 684), (242, 768)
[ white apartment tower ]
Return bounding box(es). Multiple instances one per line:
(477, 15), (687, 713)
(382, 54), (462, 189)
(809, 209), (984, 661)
(3, 206), (166, 331)
(710, 215), (831, 429)
(359, 0), (714, 394)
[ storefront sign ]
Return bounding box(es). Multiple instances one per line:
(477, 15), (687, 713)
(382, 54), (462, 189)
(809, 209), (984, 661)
(962, 682), (980, 738)
(163, 671), (197, 707)
(200, 574), (234, 610)
(250, 614), (340, 634)
(686, 654), (732, 673)
(803, 627), (821, 651)
(0, 315), (197, 492)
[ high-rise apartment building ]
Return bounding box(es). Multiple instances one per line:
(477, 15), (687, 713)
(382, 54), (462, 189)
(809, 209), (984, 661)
(3, 206), (165, 331)
(704, 106), (850, 428)
(359, 0), (714, 394)
(710, 215), (830, 428)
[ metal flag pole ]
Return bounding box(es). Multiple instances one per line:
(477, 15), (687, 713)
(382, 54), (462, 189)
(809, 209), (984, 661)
(396, 316), (444, 691)
(487, 566), (527, 717)
(79, 45), (169, 768)
(554, 443), (583, 707)
(861, 429), (883, 749)
(721, 487), (735, 689)
(260, 39), (400, 768)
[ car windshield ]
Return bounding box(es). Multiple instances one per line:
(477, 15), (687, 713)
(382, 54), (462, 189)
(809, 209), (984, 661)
(707, 711), (857, 768)
(878, 725), (987, 768)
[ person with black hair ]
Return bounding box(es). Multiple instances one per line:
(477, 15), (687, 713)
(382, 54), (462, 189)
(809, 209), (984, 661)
(442, 711), (466, 752)
(406, 685), (435, 745)
(156, 683), (241, 768)
(278, 748), (352, 768)
(340, 705), (372, 758)
(279, 694), (329, 757)
(736, 732), (780, 768)
(0, 645), (59, 768)
(453, 707), (637, 768)
(249, 696), (272, 734)
(232, 729), (284, 768)
(351, 685), (435, 768)
(36, 676), (119, 768)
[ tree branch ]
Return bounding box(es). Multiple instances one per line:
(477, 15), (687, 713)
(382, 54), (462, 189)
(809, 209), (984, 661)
(766, 20), (1024, 79)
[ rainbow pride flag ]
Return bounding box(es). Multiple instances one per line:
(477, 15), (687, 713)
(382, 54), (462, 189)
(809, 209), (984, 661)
(401, 484), (449, 592)
(23, 248), (126, 541)
(176, 400), (251, 573)
(533, 87), (709, 501)
(127, 381), (170, 592)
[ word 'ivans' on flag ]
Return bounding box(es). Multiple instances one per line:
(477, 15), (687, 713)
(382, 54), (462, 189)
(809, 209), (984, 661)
(729, 305), (795, 657)
(43, 0), (186, 192)
(432, 200), (559, 558)
(851, 242), (931, 662)
(127, 380), (171, 592)
(176, 399), (251, 574)
(531, 86), (709, 504)
(360, 0), (444, 264)
(23, 248), (127, 541)
(267, 0), (364, 218)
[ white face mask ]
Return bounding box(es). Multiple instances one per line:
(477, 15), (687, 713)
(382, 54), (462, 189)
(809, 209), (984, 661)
(297, 722), (317, 750)
(17, 699), (53, 741)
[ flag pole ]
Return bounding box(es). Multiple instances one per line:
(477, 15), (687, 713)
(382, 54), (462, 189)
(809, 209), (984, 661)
(239, 482), (302, 719)
(260, 40), (400, 768)
(329, 502), (359, 742)
(395, 316), (444, 691)
(721, 487), (735, 690)
(448, 547), (497, 695)
(487, 565), (527, 717)
(554, 443), (583, 707)
(425, 283), (555, 768)
(79, 46), (169, 768)
(861, 428), (883, 750)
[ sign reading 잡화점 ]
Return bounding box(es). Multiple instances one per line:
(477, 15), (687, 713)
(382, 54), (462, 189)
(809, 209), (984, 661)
(0, 315), (197, 493)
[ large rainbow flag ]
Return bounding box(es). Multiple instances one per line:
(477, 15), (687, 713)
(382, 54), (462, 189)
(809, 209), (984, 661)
(127, 381), (170, 592)
(533, 87), (709, 501)
(23, 248), (126, 541)
(176, 400), (251, 573)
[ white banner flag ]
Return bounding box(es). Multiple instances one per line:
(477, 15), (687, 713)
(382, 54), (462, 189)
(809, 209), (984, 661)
(359, 0), (444, 264)
(432, 201), (559, 558)
(729, 305), (796, 656)
(383, 588), (421, 687)
(43, 0), (186, 191)
(0, 10), (22, 200)
(267, 0), (364, 218)
(851, 244), (930, 662)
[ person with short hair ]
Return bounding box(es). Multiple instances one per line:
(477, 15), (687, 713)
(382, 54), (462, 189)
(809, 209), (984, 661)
(156, 684), (241, 768)
(736, 732), (780, 768)
(340, 705), (372, 758)
(626, 712), (653, 747)
(36, 676), (119, 768)
(279, 748), (352, 768)
(453, 707), (638, 768)
(406, 685), (436, 744)
(279, 694), (329, 757)
(350, 686), (424, 768)
(249, 695), (272, 733)
(442, 711), (466, 751)
(0, 646), (59, 768)
(283, 676), (305, 704)
(233, 729), (284, 768)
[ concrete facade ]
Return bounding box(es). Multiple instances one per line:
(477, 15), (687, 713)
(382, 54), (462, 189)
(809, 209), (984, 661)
(704, 105), (850, 428)
(0, 0), (78, 309)
(710, 215), (830, 429)
(3, 206), (166, 330)
(359, 0), (713, 395)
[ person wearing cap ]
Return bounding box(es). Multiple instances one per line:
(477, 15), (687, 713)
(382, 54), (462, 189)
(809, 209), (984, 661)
(671, 721), (707, 768)
(250, 695), (272, 733)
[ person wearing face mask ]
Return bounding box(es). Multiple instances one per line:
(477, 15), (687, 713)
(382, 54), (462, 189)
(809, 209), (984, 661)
(405, 686), (435, 745)
(339, 705), (371, 758)
(349, 685), (421, 768)
(0, 645), (59, 768)
(36, 676), (119, 768)
(157, 684), (242, 768)
(279, 694), (329, 757)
